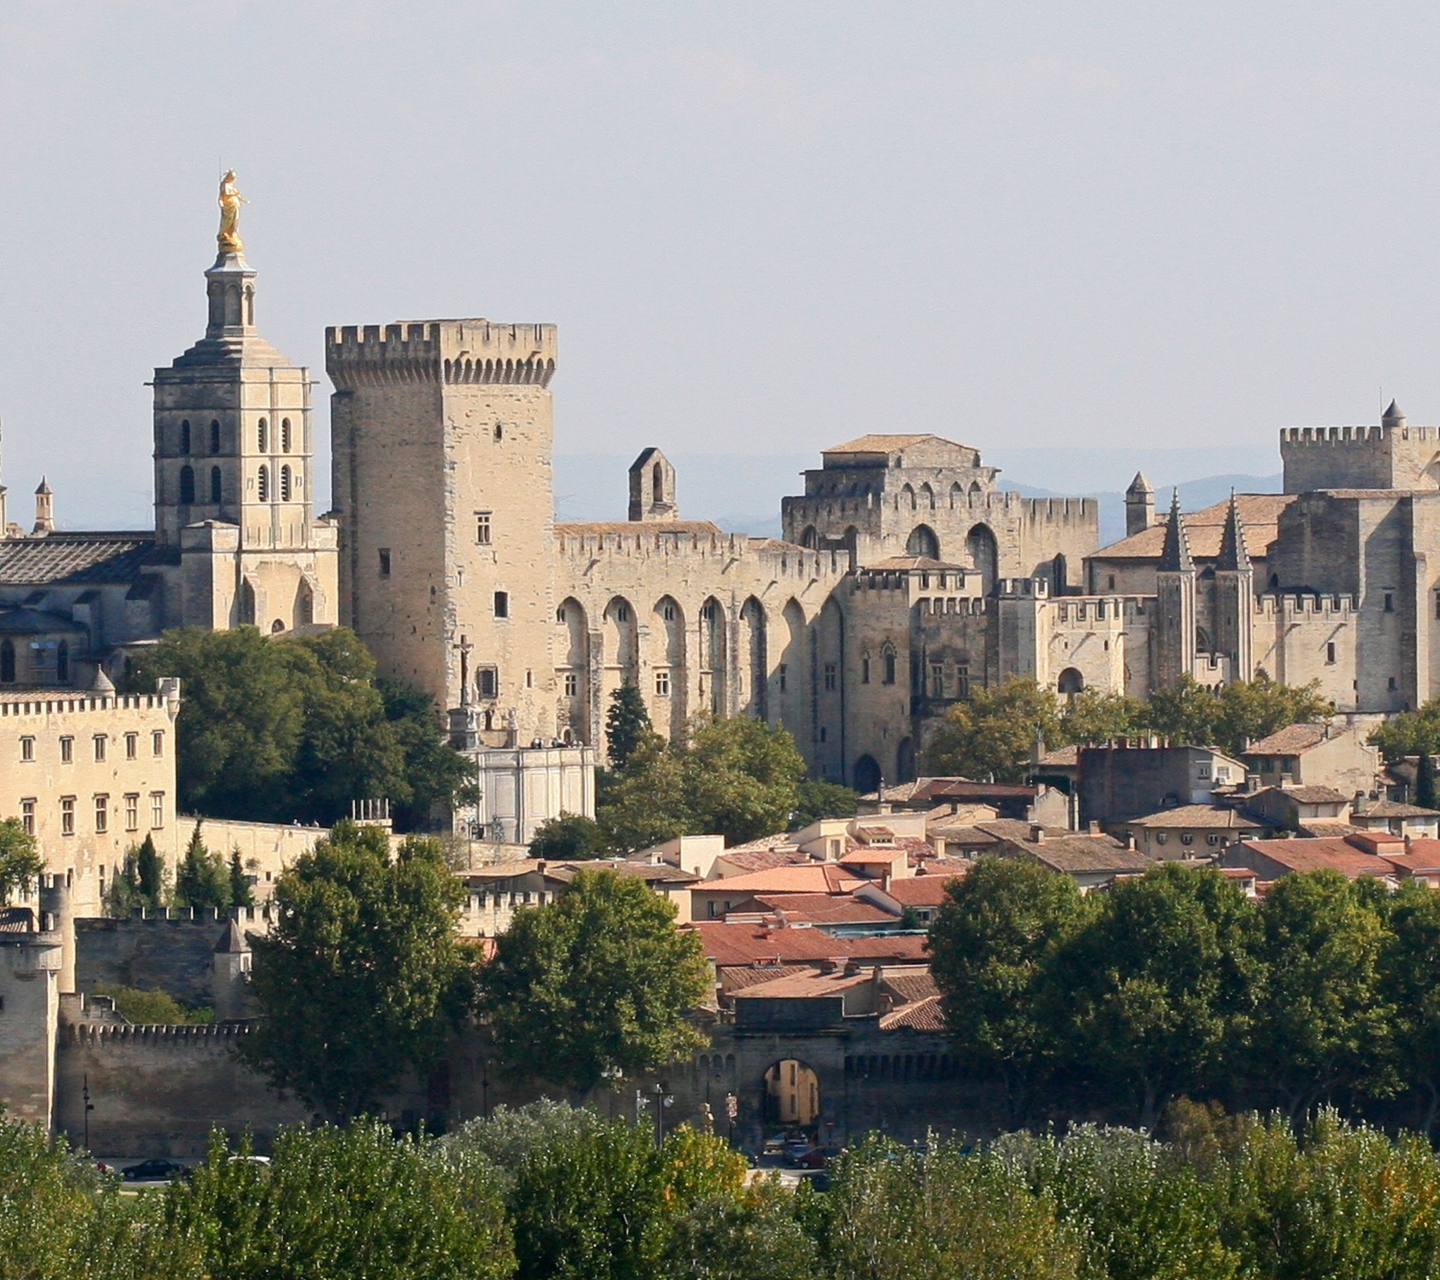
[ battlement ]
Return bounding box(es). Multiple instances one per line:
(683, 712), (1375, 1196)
(1280, 422), (1440, 493)
(65, 1021), (253, 1044)
(782, 490), (1097, 521)
(1281, 424), (1440, 444)
(0, 692), (173, 719)
(326, 320), (557, 388)
(555, 526), (847, 582)
(1253, 591), (1359, 618)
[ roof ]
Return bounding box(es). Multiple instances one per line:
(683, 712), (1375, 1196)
(824, 434), (942, 455)
(862, 556), (966, 572)
(1036, 745), (1080, 767)
(1126, 805), (1269, 830)
(1244, 724), (1332, 756)
(1158, 490), (1194, 572)
(717, 964), (812, 992)
(1094, 494), (1296, 562)
(880, 994), (946, 1031)
(690, 864), (864, 896)
(839, 847), (908, 865)
(1254, 785), (1350, 805)
(715, 847), (808, 873)
(881, 970), (940, 1003)
(1356, 799), (1440, 819)
(683, 921), (929, 967)
(0, 532), (158, 586)
(555, 521), (724, 538)
(213, 919), (248, 954)
(732, 969), (874, 1000)
(879, 875), (962, 906)
(996, 832), (1154, 875)
(749, 894), (897, 925)
(1230, 838), (1397, 878)
(1378, 849), (1440, 875)
(549, 860), (698, 886)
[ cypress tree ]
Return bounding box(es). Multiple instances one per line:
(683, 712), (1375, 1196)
(604, 682), (653, 771)
(1419, 753), (1437, 811)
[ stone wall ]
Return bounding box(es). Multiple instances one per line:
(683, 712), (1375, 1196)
(73, 912), (234, 1007)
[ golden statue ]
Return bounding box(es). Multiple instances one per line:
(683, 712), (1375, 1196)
(217, 170), (247, 255)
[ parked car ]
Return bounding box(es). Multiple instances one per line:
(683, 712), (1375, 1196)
(121, 1158), (184, 1182)
(795, 1145), (843, 1169)
(783, 1138), (814, 1165)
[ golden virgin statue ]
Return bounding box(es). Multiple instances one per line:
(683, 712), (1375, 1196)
(217, 170), (247, 254)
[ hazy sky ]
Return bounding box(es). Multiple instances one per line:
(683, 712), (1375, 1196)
(2, 1), (1439, 527)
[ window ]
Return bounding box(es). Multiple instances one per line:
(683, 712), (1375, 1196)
(93, 734), (106, 762)
(210, 467), (222, 504)
(378, 548), (391, 577)
(152, 730), (164, 757)
(1208, 834), (1224, 846)
(281, 418), (292, 452)
(1435, 592), (1440, 620)
(662, 603), (676, 622)
(258, 419), (268, 452)
(931, 663), (945, 697)
(124, 793), (139, 831)
(59, 736), (73, 763)
(257, 465), (269, 501)
(615, 603), (630, 623)
(883, 651), (897, 685)
(150, 792), (165, 829)
(180, 420), (191, 454)
(861, 654), (871, 684)
(656, 669), (671, 696)
(476, 512), (492, 545)
(279, 465), (292, 501)
(1156, 832), (1168, 845)
(94, 795), (108, 834)
(20, 799), (34, 836)
(564, 672), (578, 697)
(19, 737), (33, 762)
(957, 665), (970, 698)
(494, 591), (509, 618)
(1326, 642), (1336, 664)
(1108, 574), (1116, 590)
(61, 797), (74, 836)
(525, 669), (533, 689)
(824, 663), (837, 691)
(1181, 833), (1194, 845)
(478, 667), (498, 698)
(0, 641), (13, 684)
(778, 664), (787, 693)
(179, 466), (195, 504)
(1385, 593), (1395, 612)
(1390, 676), (1398, 690)
(210, 420), (221, 453)
(819, 726), (828, 743)
(493, 423), (504, 441)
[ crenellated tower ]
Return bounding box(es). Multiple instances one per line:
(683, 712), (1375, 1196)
(1154, 490), (1196, 688)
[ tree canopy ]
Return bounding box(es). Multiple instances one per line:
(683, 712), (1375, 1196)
(478, 868), (710, 1091)
(241, 821), (477, 1123)
(0, 817), (40, 906)
(605, 681), (654, 770)
(123, 626), (476, 829)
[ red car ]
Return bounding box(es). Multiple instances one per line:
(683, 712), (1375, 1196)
(794, 1145), (843, 1169)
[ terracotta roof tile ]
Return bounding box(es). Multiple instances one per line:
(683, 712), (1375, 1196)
(880, 994), (947, 1031)
(1095, 494), (1295, 562)
(1127, 805), (1270, 830)
(683, 921), (928, 966)
(1228, 838), (1397, 879)
(691, 865), (864, 895)
(881, 876), (962, 906)
(1244, 724), (1331, 756)
(749, 894), (896, 925)
(824, 434), (941, 454)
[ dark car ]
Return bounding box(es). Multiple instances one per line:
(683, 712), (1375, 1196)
(121, 1158), (184, 1182)
(795, 1145), (843, 1169)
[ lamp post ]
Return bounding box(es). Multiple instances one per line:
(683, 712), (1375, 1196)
(82, 1074), (94, 1151)
(651, 1081), (674, 1150)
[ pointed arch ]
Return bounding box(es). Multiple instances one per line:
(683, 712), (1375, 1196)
(918, 482), (935, 510)
(257, 419), (268, 452)
(280, 465), (292, 502)
(650, 595), (686, 737)
(1057, 667), (1085, 695)
(699, 596), (727, 717)
(906, 524), (940, 559)
(901, 483), (917, 510)
(854, 754), (881, 794)
(896, 737), (916, 784)
(178, 466), (195, 505)
(237, 578), (256, 626)
(281, 418), (293, 453)
(555, 597), (591, 742)
(800, 525), (818, 550)
(257, 466), (269, 502)
(602, 596), (638, 713)
(949, 481), (964, 508)
(740, 597), (767, 719)
(294, 577), (314, 629)
(965, 523), (998, 595)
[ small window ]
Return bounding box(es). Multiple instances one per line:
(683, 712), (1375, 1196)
(258, 419), (268, 452)
(656, 669), (671, 696)
(883, 652), (897, 685)
(124, 793), (138, 832)
(210, 466), (222, 504)
(210, 420), (221, 453)
(778, 664), (787, 693)
(19, 737), (33, 762)
(378, 548), (391, 577)
(179, 466), (195, 504)
(20, 799), (34, 836)
(957, 665), (970, 698)
(1326, 642), (1336, 664)
(824, 663), (837, 691)
(819, 726), (828, 743)
(152, 730), (164, 757)
(281, 418), (292, 452)
(61, 796), (75, 836)
(494, 424), (504, 441)
(478, 667), (498, 699)
(663, 603), (676, 622)
(564, 672), (578, 697)
(180, 420), (191, 454)
(1181, 833), (1193, 845)
(1390, 676), (1398, 690)
(94, 794), (108, 834)
(93, 734), (106, 763)
(1208, 833), (1223, 846)
(1156, 832), (1168, 845)
(494, 591), (509, 618)
(1108, 574), (1116, 590)
(615, 603), (630, 623)
(930, 663), (945, 698)
(525, 669), (533, 689)
(556, 605), (566, 623)
(280, 465), (292, 502)
(1385, 593), (1395, 612)
(150, 791), (165, 829)
(861, 655), (871, 684)
(257, 465), (269, 502)
(476, 512), (492, 545)
(59, 736), (73, 764)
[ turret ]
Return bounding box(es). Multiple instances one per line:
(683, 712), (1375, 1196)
(1383, 399), (1407, 431)
(628, 448), (678, 522)
(32, 478), (53, 536)
(1125, 472), (1155, 537)
(1214, 492), (1254, 682)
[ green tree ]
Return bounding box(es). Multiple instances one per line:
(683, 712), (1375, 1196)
(929, 857), (1089, 1123)
(926, 678), (1062, 780)
(479, 868), (710, 1091)
(379, 679), (481, 828)
(0, 817), (41, 906)
(1370, 699), (1440, 762)
(1045, 863), (1259, 1127)
(1211, 675), (1330, 757)
(1059, 689), (1148, 747)
(91, 983), (214, 1025)
(1419, 753), (1438, 810)
(597, 738), (692, 851)
(605, 681), (655, 770)
(228, 848), (255, 910)
(789, 777), (858, 827)
(530, 812), (610, 860)
(1248, 870), (1396, 1116)
(241, 822), (476, 1123)
(137, 833), (166, 904)
(661, 1180), (822, 1280)
(1382, 882), (1440, 1135)
(174, 824), (230, 911)
(1143, 676), (1220, 746)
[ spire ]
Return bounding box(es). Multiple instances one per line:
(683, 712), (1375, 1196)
(1384, 398), (1406, 430)
(32, 477), (53, 535)
(1127, 471), (1154, 495)
(1217, 490), (1251, 572)
(1158, 489), (1193, 572)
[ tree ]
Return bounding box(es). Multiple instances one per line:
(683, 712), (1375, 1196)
(1370, 699), (1440, 762)
(105, 834), (169, 914)
(926, 678), (1063, 780)
(1059, 689), (1147, 747)
(0, 817), (40, 906)
(1419, 753), (1437, 811)
(605, 681), (654, 770)
(241, 821), (476, 1123)
(1211, 675), (1330, 757)
(789, 778), (858, 827)
(123, 626), (476, 829)
(479, 868), (710, 1091)
(529, 812), (609, 860)
(1382, 882), (1440, 1134)
(173, 824), (230, 911)
(1143, 676), (1220, 747)
(1044, 863), (1259, 1127)
(929, 856), (1090, 1123)
(228, 848), (255, 910)
(136, 833), (166, 903)
(1248, 870), (1396, 1116)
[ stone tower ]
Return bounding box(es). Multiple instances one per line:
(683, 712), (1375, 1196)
(152, 229), (337, 631)
(1125, 472), (1155, 537)
(1154, 490), (1196, 688)
(31, 478), (53, 535)
(628, 448), (678, 522)
(1213, 492), (1253, 683)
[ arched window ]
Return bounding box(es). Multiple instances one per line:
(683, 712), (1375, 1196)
(281, 418), (292, 452)
(258, 419), (268, 452)
(210, 467), (222, 505)
(179, 420), (191, 455)
(237, 579), (256, 626)
(179, 466), (195, 505)
(854, 755), (882, 794)
(280, 465), (292, 502)
(652, 462), (664, 503)
(257, 466), (269, 502)
(0, 641), (15, 683)
(1058, 667), (1085, 695)
(294, 578), (314, 628)
(56, 641), (69, 684)
(906, 524), (940, 559)
(210, 420), (221, 454)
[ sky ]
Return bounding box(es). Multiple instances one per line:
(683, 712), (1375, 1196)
(2, 1), (1439, 528)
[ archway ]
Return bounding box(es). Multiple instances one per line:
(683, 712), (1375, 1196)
(854, 754), (882, 794)
(237, 578), (256, 627)
(896, 737), (915, 783)
(699, 597), (726, 717)
(556, 598), (590, 741)
(650, 596), (686, 737)
(740, 597), (767, 719)
(906, 524), (940, 559)
(763, 1059), (820, 1129)
(965, 523), (999, 595)
(800, 526), (818, 550)
(293, 578), (314, 629)
(1057, 667), (1085, 695)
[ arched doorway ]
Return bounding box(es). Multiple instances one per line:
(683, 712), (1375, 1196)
(906, 524), (940, 559)
(854, 754), (882, 794)
(1057, 667), (1085, 695)
(965, 523), (998, 595)
(763, 1059), (820, 1129)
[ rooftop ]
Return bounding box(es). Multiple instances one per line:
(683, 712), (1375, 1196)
(1095, 494), (1296, 562)
(690, 864), (865, 896)
(1254, 785), (1351, 806)
(1243, 724), (1333, 756)
(1229, 838), (1397, 879)
(1126, 805), (1270, 830)
(683, 921), (929, 967)
(0, 532), (159, 587)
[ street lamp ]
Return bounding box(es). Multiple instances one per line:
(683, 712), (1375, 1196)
(82, 1074), (95, 1151)
(650, 1081), (674, 1150)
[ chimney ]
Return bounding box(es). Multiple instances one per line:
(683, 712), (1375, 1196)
(536, 860), (546, 874)
(1124, 831), (1136, 849)
(1246, 773), (1261, 793)
(1279, 773), (1293, 789)
(1030, 824), (1045, 844)
(1087, 820), (1100, 836)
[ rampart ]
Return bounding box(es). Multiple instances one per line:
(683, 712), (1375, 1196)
(326, 321), (557, 388)
(1280, 423), (1440, 493)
